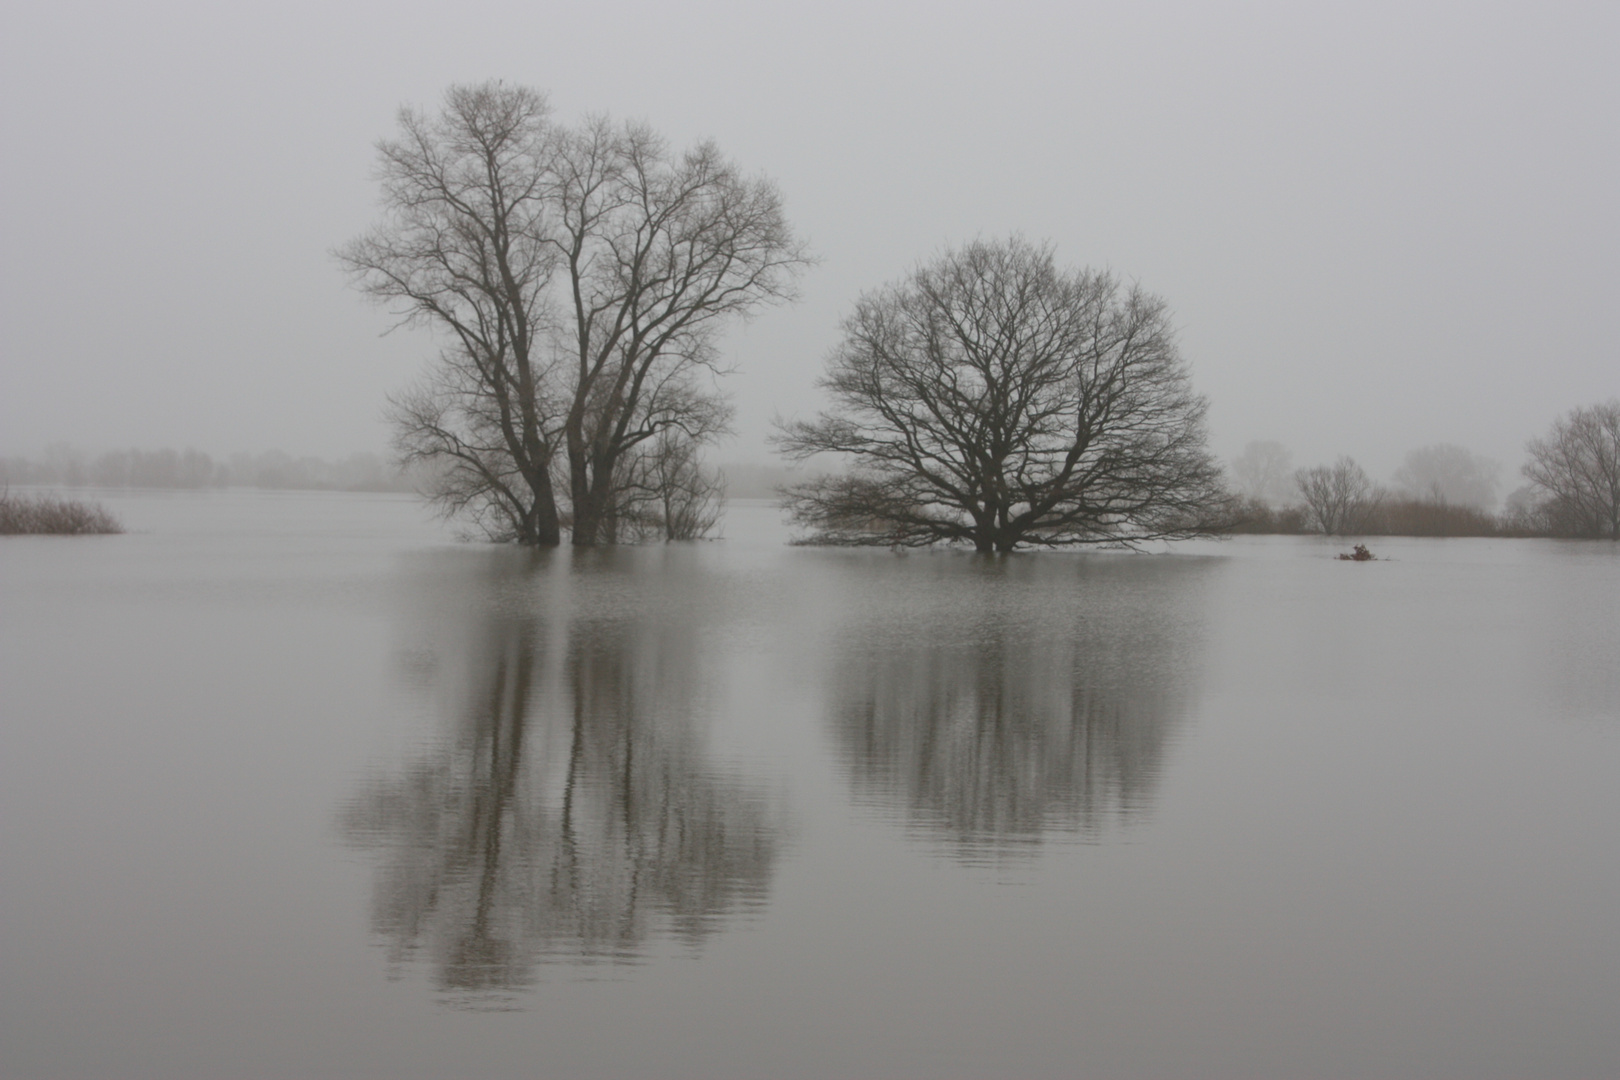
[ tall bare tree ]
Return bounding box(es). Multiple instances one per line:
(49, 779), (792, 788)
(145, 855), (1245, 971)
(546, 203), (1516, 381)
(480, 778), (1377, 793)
(340, 83), (809, 545)
(1523, 400), (1620, 539)
(774, 238), (1227, 552)
(550, 120), (809, 545)
(339, 84), (564, 544)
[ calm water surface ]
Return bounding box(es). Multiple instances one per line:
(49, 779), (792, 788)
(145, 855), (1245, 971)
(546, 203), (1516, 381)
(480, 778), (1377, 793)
(2, 491), (1616, 1078)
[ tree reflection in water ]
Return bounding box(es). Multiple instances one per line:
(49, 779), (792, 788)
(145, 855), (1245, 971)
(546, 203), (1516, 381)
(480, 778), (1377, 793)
(829, 556), (1214, 857)
(341, 555), (779, 1004)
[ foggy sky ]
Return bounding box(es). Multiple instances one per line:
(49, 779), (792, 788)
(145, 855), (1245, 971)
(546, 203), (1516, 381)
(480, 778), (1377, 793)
(2, 0), (1615, 481)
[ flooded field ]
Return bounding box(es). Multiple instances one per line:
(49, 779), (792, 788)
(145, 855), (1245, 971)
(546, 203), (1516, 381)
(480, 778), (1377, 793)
(2, 491), (1616, 1079)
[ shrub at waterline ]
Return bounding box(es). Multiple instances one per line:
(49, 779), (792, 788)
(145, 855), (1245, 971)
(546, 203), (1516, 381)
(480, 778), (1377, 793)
(0, 490), (123, 535)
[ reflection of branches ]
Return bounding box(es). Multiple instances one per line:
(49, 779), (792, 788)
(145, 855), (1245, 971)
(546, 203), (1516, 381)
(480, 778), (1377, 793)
(551, 622), (776, 950)
(838, 640), (1176, 844)
(830, 560), (1209, 854)
(341, 606), (778, 1002)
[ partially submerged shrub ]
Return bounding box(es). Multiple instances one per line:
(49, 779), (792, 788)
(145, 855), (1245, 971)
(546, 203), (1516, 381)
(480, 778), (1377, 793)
(1337, 544), (1375, 561)
(0, 490), (123, 535)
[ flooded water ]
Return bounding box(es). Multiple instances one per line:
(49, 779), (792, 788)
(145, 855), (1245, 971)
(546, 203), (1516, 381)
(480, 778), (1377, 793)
(2, 491), (1617, 1079)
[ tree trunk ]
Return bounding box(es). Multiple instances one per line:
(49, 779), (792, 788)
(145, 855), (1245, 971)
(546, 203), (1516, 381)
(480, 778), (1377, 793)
(566, 431), (599, 546)
(519, 466), (562, 546)
(571, 492), (602, 547)
(570, 446), (624, 547)
(528, 500), (561, 547)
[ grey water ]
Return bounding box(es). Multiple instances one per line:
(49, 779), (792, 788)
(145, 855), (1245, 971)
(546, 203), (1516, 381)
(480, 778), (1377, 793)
(2, 491), (1616, 1080)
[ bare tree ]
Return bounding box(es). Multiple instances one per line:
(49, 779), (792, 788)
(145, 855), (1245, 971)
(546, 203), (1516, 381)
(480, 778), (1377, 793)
(774, 238), (1227, 553)
(339, 84), (564, 544)
(1523, 400), (1620, 539)
(340, 83), (808, 546)
(777, 239), (1218, 553)
(1229, 440), (1295, 505)
(551, 120), (810, 546)
(1295, 456), (1382, 535)
(1392, 444), (1501, 510)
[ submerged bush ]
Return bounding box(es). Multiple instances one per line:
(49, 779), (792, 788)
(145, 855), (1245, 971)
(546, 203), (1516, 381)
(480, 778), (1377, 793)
(0, 490), (123, 535)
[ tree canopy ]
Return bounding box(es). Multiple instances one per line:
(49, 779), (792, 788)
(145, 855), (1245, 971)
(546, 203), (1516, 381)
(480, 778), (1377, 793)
(774, 238), (1227, 552)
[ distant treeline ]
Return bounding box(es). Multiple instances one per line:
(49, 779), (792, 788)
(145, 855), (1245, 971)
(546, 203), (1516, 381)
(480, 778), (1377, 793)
(0, 445), (421, 493)
(1226, 495), (1561, 539)
(1, 447), (820, 500)
(1226, 414), (1620, 542)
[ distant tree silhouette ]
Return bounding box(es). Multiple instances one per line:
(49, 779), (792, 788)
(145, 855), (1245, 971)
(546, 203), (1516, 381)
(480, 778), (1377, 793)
(1295, 456), (1382, 535)
(1230, 440), (1296, 506)
(1392, 444), (1500, 511)
(1522, 400), (1620, 539)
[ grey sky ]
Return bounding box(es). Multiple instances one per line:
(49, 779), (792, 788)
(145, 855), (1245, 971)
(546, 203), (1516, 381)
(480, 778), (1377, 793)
(2, 0), (1614, 480)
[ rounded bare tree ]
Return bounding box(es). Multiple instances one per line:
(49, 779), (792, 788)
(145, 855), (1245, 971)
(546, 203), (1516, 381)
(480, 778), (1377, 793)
(774, 238), (1227, 552)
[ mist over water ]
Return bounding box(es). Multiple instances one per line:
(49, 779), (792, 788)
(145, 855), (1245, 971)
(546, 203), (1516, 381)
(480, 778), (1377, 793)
(2, 492), (1617, 1078)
